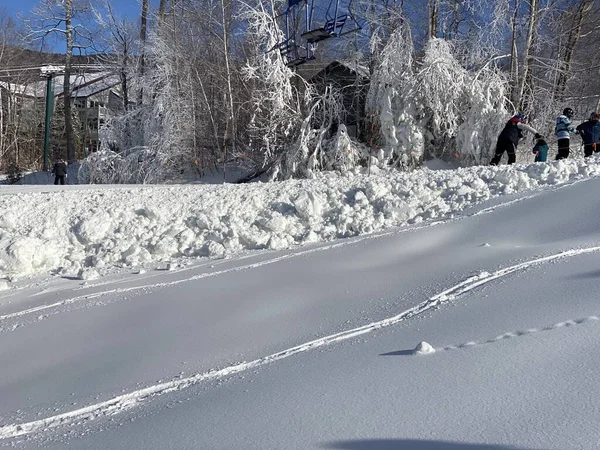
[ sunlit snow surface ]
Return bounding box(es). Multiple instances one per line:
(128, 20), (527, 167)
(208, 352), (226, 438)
(1, 158), (598, 279)
(2, 158), (600, 449)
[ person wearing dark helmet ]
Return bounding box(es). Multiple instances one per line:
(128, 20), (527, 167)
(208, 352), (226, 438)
(576, 112), (600, 157)
(555, 107), (576, 160)
(490, 114), (541, 166)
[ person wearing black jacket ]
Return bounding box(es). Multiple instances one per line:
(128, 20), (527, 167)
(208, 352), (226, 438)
(576, 113), (600, 157)
(51, 158), (68, 185)
(490, 114), (541, 165)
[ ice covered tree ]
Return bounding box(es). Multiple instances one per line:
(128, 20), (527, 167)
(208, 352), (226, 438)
(418, 38), (468, 161)
(418, 39), (510, 165)
(87, 0), (249, 183)
(242, 0), (364, 179)
(241, 0), (312, 179)
(367, 28), (511, 169)
(456, 64), (509, 165)
(366, 22), (424, 170)
(417, 38), (507, 164)
(92, 0), (138, 149)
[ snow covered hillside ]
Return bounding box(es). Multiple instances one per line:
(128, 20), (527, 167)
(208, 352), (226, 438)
(2, 158), (600, 449)
(1, 157), (600, 283)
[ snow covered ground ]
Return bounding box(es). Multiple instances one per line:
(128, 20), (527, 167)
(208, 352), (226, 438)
(1, 158), (600, 449)
(1, 157), (599, 282)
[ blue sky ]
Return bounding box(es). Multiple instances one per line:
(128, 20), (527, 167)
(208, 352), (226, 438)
(3, 0), (152, 53)
(3, 0), (145, 22)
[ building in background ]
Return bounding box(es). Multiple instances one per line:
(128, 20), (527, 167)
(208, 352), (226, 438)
(303, 60), (369, 139)
(0, 69), (123, 159)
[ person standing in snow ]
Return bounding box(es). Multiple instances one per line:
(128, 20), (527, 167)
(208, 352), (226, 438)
(52, 157), (68, 185)
(576, 112), (600, 157)
(490, 114), (541, 166)
(532, 135), (549, 162)
(555, 107), (576, 160)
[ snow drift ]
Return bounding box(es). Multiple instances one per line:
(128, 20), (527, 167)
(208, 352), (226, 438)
(1, 158), (599, 280)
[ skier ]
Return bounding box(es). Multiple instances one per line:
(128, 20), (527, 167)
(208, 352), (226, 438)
(490, 114), (541, 166)
(532, 135), (549, 162)
(575, 112), (600, 157)
(51, 157), (68, 185)
(555, 107), (576, 160)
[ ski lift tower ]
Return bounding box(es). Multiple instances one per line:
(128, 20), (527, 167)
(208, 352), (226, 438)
(272, 0), (362, 68)
(40, 65), (64, 171)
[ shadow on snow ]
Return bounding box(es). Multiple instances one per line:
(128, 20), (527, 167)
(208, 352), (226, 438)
(323, 439), (548, 450)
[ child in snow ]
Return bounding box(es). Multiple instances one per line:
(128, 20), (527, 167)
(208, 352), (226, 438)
(532, 136), (549, 162)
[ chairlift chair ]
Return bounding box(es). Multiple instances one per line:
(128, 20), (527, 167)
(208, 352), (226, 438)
(270, 0), (316, 67)
(271, 37), (314, 67)
(269, 0), (361, 68)
(301, 0), (361, 43)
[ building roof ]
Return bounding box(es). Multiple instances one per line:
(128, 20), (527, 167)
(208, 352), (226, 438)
(0, 72), (121, 99)
(310, 60), (370, 80)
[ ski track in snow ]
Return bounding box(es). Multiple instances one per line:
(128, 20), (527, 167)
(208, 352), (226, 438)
(0, 235), (391, 326)
(0, 215), (453, 330)
(0, 186), (553, 331)
(0, 256), (232, 303)
(2, 246), (600, 441)
(0, 253), (261, 323)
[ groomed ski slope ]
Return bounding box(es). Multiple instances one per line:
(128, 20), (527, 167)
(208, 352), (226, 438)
(1, 159), (600, 449)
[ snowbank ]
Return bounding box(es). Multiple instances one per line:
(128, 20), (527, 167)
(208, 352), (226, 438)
(1, 158), (599, 279)
(0, 163), (81, 186)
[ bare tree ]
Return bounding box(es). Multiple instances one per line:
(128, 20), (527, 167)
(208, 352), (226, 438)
(0, 9), (45, 170)
(25, 0), (94, 162)
(93, 0), (138, 148)
(138, 0), (149, 105)
(428, 0), (440, 38)
(554, 0), (595, 100)
(516, 0), (540, 115)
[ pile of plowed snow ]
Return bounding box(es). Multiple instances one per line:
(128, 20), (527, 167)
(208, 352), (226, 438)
(1, 158), (598, 280)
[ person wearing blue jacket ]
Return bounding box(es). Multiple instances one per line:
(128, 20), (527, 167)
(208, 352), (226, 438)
(555, 107), (576, 160)
(532, 136), (549, 162)
(576, 113), (600, 157)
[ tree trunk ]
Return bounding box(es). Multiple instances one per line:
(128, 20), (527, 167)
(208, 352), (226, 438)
(159, 0), (168, 26)
(221, 0), (236, 171)
(428, 0), (439, 39)
(139, 0), (149, 105)
(555, 0), (594, 100)
(517, 0), (539, 115)
(64, 0), (75, 162)
(509, 0), (520, 108)
(0, 87), (4, 160)
(452, 0), (460, 39)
